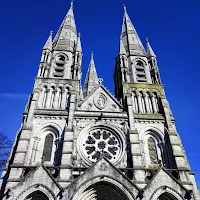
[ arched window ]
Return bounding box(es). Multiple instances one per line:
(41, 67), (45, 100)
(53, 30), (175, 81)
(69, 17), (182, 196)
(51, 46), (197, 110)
(148, 137), (159, 164)
(42, 134), (54, 161)
(26, 191), (49, 200)
(135, 60), (147, 83)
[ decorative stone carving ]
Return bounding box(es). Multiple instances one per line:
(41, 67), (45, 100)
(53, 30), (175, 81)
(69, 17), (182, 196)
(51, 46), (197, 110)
(85, 103), (92, 110)
(109, 104), (117, 111)
(99, 162), (108, 171)
(94, 93), (107, 110)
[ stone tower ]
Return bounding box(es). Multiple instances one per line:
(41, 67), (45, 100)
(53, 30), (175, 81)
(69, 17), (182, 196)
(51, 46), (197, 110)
(1, 3), (199, 200)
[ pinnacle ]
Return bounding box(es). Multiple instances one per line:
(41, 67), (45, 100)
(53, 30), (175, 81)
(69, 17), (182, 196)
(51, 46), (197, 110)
(146, 38), (156, 58)
(83, 53), (99, 97)
(43, 31), (53, 51)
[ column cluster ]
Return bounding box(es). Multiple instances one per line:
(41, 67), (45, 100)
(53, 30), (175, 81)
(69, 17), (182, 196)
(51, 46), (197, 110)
(132, 90), (162, 114)
(37, 85), (70, 110)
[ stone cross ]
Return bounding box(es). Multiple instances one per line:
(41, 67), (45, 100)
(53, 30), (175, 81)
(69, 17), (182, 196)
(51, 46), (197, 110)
(98, 78), (103, 86)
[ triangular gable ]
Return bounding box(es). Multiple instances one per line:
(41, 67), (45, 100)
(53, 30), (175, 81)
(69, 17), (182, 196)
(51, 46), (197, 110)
(143, 167), (188, 199)
(78, 85), (122, 112)
(11, 164), (62, 198)
(66, 156), (141, 200)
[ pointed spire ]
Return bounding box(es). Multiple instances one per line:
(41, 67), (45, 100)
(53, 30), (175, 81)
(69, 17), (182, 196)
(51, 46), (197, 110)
(75, 33), (82, 53)
(43, 31), (53, 51)
(83, 52), (99, 97)
(121, 6), (146, 56)
(53, 1), (77, 51)
(146, 38), (156, 58)
(119, 37), (126, 55)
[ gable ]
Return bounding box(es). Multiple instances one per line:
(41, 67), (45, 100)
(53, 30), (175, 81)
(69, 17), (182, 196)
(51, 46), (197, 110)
(144, 168), (187, 200)
(67, 157), (140, 200)
(79, 86), (122, 112)
(11, 165), (61, 199)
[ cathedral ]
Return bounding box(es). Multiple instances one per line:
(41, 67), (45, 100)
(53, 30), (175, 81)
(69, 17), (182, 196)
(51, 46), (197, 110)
(1, 2), (199, 200)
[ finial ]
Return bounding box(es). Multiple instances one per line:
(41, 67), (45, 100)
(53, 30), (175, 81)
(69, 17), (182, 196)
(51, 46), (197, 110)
(50, 30), (53, 35)
(70, 0), (74, 8)
(91, 51), (94, 59)
(123, 4), (127, 12)
(146, 37), (149, 43)
(98, 78), (103, 86)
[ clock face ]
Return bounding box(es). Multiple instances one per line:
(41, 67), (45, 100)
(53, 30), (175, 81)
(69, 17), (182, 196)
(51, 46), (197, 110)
(78, 126), (124, 165)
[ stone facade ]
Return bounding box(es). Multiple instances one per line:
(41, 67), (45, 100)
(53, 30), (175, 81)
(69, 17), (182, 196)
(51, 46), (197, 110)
(0, 3), (199, 200)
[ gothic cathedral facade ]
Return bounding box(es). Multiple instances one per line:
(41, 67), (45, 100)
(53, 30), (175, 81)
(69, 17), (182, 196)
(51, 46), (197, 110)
(1, 3), (199, 200)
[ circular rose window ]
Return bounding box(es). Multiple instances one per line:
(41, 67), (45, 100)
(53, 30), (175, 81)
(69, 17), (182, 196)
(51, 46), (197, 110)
(78, 127), (124, 165)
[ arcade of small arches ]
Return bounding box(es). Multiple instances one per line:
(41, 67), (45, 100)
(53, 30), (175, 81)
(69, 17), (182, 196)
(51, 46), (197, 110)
(132, 90), (162, 114)
(37, 85), (71, 110)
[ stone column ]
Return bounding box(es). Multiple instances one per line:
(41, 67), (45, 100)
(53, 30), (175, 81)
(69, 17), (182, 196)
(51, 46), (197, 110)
(61, 88), (69, 109)
(37, 88), (44, 108)
(45, 88), (52, 108)
(144, 93), (150, 113)
(53, 89), (60, 109)
(49, 89), (55, 108)
(151, 93), (158, 113)
(137, 92), (143, 113)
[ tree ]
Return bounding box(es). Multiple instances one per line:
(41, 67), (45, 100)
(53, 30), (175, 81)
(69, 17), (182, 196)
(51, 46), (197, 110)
(0, 133), (12, 169)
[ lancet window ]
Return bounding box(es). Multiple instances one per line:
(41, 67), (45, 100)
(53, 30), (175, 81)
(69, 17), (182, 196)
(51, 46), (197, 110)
(42, 134), (54, 162)
(148, 137), (159, 164)
(144, 132), (165, 166)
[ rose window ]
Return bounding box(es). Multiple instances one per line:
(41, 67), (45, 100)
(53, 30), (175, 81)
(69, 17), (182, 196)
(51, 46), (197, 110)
(80, 128), (123, 164)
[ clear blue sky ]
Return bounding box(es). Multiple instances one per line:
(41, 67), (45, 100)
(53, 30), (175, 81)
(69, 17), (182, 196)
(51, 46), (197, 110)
(0, 0), (199, 187)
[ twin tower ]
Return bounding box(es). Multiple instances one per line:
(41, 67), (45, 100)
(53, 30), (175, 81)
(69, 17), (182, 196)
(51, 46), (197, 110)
(1, 2), (199, 200)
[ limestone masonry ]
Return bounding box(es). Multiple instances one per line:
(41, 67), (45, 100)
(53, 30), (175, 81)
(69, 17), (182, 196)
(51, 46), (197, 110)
(0, 2), (199, 200)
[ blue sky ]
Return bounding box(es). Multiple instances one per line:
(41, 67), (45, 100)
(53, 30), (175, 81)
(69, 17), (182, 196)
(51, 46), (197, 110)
(0, 0), (199, 187)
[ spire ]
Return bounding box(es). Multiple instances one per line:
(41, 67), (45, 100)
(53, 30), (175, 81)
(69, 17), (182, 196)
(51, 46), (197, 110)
(75, 33), (82, 53)
(119, 37), (126, 55)
(83, 52), (99, 97)
(121, 6), (146, 56)
(43, 31), (53, 51)
(53, 2), (77, 51)
(146, 38), (156, 58)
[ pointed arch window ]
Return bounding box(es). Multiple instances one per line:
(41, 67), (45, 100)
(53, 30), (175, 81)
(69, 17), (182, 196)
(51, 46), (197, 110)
(42, 134), (54, 161)
(148, 137), (159, 164)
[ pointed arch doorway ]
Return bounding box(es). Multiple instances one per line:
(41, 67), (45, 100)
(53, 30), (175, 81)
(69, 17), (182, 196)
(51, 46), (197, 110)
(25, 191), (49, 200)
(158, 193), (178, 200)
(78, 182), (130, 200)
